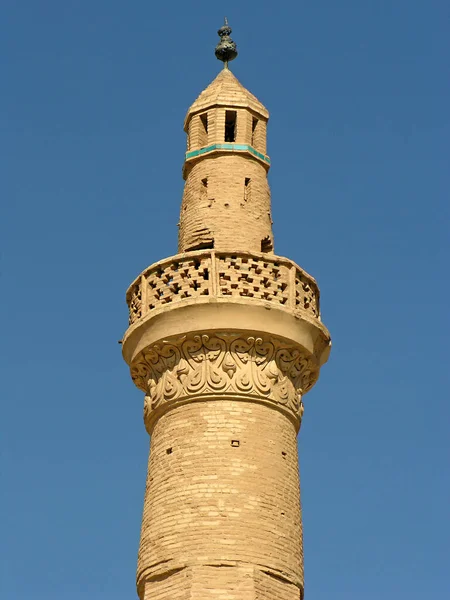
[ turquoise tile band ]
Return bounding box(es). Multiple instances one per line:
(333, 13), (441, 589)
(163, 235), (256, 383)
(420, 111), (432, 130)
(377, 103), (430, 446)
(185, 143), (270, 165)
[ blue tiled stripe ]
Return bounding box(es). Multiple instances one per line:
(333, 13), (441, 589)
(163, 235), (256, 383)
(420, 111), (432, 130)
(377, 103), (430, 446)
(185, 144), (270, 165)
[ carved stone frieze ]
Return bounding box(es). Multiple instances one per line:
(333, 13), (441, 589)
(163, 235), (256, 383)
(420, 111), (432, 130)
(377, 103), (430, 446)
(129, 332), (320, 431)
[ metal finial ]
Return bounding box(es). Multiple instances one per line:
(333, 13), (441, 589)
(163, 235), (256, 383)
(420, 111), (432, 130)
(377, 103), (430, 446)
(215, 17), (238, 68)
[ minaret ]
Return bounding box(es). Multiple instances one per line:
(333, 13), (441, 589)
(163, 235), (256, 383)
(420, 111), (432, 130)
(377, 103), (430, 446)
(122, 20), (331, 600)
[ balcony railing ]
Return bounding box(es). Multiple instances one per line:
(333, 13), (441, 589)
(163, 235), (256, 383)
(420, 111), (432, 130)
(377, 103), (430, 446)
(126, 251), (320, 327)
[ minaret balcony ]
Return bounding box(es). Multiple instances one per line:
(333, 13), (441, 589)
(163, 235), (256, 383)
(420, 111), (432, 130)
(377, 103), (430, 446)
(123, 250), (330, 373)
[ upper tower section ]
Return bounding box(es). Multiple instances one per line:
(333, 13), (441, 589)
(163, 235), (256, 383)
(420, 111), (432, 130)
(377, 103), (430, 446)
(184, 68), (269, 158)
(179, 20), (273, 254)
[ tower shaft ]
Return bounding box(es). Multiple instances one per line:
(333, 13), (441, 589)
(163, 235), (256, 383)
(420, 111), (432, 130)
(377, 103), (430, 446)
(140, 397), (303, 599)
(122, 24), (330, 599)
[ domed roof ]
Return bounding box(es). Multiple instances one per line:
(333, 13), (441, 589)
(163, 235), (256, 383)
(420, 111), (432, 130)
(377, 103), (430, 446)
(184, 68), (269, 130)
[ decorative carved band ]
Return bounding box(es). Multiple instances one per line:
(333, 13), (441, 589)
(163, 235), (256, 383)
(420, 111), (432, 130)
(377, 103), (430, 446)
(129, 332), (320, 431)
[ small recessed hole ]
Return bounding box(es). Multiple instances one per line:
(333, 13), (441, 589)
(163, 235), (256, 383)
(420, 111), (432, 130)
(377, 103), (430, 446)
(166, 447), (173, 455)
(231, 440), (240, 448)
(281, 511), (285, 516)
(282, 451), (287, 458)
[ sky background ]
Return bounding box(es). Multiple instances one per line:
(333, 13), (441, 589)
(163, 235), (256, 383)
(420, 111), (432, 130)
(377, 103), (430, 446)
(1, 1), (449, 599)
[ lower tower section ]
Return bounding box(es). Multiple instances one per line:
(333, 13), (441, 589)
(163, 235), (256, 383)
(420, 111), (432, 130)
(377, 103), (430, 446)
(141, 396), (303, 599)
(138, 386), (303, 600)
(136, 333), (307, 599)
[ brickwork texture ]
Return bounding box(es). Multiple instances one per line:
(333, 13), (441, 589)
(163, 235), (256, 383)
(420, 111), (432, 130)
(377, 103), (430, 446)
(179, 154), (272, 254)
(139, 400), (303, 598)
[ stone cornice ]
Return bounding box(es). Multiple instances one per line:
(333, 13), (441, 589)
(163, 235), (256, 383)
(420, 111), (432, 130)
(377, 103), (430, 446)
(185, 143), (271, 165)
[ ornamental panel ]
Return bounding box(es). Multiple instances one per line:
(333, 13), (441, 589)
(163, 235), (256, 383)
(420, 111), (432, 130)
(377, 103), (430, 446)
(217, 255), (289, 305)
(126, 251), (321, 326)
(129, 332), (320, 432)
(146, 256), (211, 310)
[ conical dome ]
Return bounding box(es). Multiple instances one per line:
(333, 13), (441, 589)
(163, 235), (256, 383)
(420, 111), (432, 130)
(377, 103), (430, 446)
(184, 68), (269, 131)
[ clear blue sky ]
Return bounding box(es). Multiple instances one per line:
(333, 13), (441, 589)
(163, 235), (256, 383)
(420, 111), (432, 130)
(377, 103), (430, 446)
(2, 1), (449, 599)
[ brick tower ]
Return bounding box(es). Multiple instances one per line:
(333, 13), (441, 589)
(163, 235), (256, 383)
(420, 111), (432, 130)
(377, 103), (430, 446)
(122, 20), (331, 600)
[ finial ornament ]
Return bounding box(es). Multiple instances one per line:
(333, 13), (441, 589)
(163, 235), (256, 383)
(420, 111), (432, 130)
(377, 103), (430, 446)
(215, 17), (238, 68)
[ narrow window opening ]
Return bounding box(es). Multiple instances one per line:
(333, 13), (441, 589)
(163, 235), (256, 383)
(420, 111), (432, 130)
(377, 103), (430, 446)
(225, 110), (237, 142)
(251, 117), (258, 146)
(200, 178), (208, 203)
(231, 440), (240, 447)
(244, 177), (251, 203)
(281, 451), (287, 458)
(261, 236), (273, 253)
(166, 447), (173, 455)
(198, 112), (208, 148)
(200, 113), (208, 133)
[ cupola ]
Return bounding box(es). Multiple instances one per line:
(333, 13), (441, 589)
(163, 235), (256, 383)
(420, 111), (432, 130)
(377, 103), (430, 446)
(178, 20), (273, 254)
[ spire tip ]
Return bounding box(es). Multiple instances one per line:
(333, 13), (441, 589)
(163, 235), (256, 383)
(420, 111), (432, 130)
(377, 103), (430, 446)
(215, 18), (238, 67)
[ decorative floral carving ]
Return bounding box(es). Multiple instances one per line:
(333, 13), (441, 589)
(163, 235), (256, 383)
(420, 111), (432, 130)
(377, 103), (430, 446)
(130, 332), (319, 429)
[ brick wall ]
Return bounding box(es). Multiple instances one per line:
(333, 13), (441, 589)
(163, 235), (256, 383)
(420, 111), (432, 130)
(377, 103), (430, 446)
(137, 399), (303, 597)
(143, 565), (302, 599)
(179, 154), (273, 253)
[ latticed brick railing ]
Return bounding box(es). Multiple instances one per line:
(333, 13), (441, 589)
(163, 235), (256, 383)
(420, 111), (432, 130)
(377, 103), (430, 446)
(126, 251), (321, 326)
